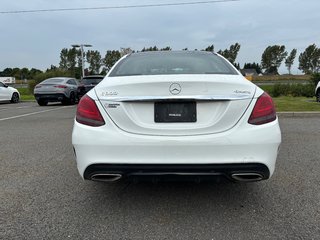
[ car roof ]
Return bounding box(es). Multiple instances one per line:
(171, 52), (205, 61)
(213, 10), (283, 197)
(41, 77), (74, 83)
(128, 50), (217, 57)
(46, 77), (74, 80)
(82, 75), (104, 79)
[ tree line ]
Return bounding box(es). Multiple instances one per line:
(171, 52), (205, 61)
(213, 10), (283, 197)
(57, 43), (320, 77)
(0, 67), (43, 80)
(1, 43), (320, 79)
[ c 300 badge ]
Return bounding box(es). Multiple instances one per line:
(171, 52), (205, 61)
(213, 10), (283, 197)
(101, 91), (118, 97)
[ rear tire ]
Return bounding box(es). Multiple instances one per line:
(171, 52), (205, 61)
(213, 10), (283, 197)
(68, 92), (76, 105)
(10, 92), (19, 103)
(316, 90), (320, 103)
(37, 99), (48, 106)
(61, 100), (68, 105)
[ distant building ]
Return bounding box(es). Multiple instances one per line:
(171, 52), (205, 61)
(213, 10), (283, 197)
(0, 77), (16, 84)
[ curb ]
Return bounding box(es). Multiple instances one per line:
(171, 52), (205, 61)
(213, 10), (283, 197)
(278, 112), (320, 117)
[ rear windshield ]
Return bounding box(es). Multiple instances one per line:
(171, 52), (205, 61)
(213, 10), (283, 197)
(82, 78), (102, 85)
(109, 52), (238, 77)
(42, 78), (64, 84)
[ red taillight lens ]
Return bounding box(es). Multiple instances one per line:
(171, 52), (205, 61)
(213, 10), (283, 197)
(248, 92), (276, 125)
(54, 85), (67, 88)
(76, 95), (105, 127)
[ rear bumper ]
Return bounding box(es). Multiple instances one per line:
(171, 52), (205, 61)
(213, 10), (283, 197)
(73, 118), (281, 181)
(83, 163), (270, 182)
(34, 93), (67, 102)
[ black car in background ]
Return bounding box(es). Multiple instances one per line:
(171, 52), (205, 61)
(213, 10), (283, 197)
(77, 75), (104, 98)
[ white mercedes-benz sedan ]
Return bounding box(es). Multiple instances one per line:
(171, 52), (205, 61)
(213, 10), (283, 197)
(72, 51), (281, 183)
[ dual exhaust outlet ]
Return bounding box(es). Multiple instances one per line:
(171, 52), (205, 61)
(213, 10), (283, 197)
(90, 172), (264, 182)
(230, 173), (263, 182)
(91, 173), (122, 182)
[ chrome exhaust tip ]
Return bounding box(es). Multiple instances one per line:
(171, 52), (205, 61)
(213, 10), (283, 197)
(231, 173), (263, 182)
(91, 173), (122, 182)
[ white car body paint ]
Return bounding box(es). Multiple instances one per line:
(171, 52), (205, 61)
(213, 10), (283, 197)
(315, 81), (320, 102)
(0, 83), (20, 102)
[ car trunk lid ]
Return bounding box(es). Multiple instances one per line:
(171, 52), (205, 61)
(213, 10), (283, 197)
(95, 75), (256, 136)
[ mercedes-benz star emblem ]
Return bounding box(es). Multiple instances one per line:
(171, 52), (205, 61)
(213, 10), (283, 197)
(169, 83), (181, 95)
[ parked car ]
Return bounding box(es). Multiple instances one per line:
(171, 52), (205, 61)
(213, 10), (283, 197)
(34, 77), (78, 106)
(72, 51), (281, 183)
(0, 81), (20, 103)
(77, 75), (104, 99)
(316, 81), (320, 102)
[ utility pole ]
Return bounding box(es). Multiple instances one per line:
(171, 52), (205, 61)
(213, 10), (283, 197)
(71, 44), (92, 78)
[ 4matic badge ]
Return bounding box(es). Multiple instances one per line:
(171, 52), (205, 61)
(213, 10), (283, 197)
(234, 90), (251, 95)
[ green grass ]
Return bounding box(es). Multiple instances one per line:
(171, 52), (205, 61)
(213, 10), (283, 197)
(273, 96), (320, 112)
(16, 87), (35, 101)
(252, 74), (310, 82)
(260, 85), (274, 94)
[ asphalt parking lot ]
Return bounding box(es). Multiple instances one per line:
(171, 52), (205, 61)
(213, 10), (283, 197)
(1, 101), (320, 240)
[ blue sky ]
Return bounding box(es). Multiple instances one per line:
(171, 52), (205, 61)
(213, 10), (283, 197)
(0, 0), (319, 74)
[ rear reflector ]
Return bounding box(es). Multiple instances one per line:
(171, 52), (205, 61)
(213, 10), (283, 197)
(76, 95), (105, 127)
(248, 92), (276, 125)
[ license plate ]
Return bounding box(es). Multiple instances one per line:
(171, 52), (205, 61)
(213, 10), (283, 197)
(154, 101), (196, 123)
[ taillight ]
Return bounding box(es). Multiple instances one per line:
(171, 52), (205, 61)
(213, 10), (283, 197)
(76, 95), (105, 127)
(248, 92), (276, 125)
(54, 85), (67, 88)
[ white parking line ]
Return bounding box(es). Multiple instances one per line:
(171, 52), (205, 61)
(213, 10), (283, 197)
(16, 106), (31, 109)
(0, 106), (74, 121)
